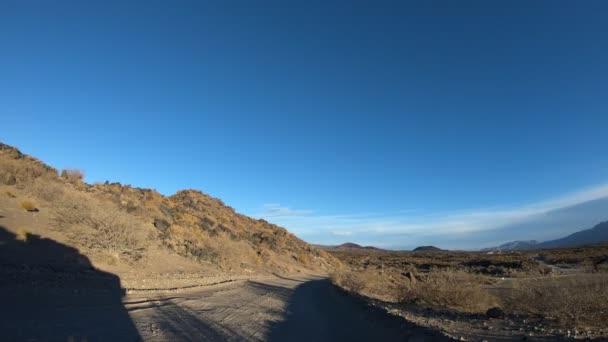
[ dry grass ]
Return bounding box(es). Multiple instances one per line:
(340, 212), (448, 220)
(399, 270), (498, 312)
(5, 190), (16, 198)
(536, 244), (608, 270)
(332, 268), (497, 312)
(15, 228), (30, 242)
(0, 152), (58, 186)
(331, 270), (365, 293)
(19, 200), (38, 212)
(30, 178), (64, 201)
(505, 274), (608, 328)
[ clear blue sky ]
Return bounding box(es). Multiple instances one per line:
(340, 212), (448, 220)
(2, 1), (608, 249)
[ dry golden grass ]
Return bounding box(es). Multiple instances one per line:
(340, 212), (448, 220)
(400, 270), (498, 312)
(505, 274), (608, 328)
(15, 228), (30, 242)
(331, 268), (499, 313)
(19, 200), (37, 212)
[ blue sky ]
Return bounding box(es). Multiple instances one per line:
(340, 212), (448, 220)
(2, 1), (607, 249)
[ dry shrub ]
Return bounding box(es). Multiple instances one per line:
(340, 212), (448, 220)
(19, 200), (38, 212)
(61, 168), (84, 183)
(50, 192), (92, 227)
(30, 178), (65, 201)
(5, 190), (16, 198)
(505, 274), (608, 328)
(83, 210), (145, 262)
(165, 225), (220, 263)
(400, 270), (498, 312)
(50, 192), (147, 262)
(0, 156), (57, 186)
(331, 270), (365, 293)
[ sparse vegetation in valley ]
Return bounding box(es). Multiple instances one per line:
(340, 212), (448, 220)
(330, 245), (608, 340)
(505, 274), (608, 329)
(399, 270), (498, 312)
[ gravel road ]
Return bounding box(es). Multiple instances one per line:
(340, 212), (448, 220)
(127, 275), (446, 341)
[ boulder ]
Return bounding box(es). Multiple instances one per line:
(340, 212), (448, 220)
(153, 218), (170, 232)
(486, 307), (505, 319)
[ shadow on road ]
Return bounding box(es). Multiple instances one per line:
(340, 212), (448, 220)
(267, 278), (448, 342)
(0, 226), (141, 341)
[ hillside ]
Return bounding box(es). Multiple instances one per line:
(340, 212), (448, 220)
(485, 221), (608, 251)
(413, 245), (443, 252)
(315, 242), (382, 251)
(536, 221), (608, 248)
(0, 142), (339, 290)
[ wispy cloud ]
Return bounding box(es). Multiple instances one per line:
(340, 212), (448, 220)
(331, 231), (353, 236)
(260, 203), (313, 217)
(253, 183), (608, 250)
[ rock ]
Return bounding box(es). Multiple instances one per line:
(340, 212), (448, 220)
(486, 307), (505, 319)
(154, 218), (170, 232)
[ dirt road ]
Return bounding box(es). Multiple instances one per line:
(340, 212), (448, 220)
(126, 275), (446, 341)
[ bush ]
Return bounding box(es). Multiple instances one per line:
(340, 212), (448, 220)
(19, 200), (38, 212)
(50, 193), (146, 263)
(84, 211), (145, 262)
(50, 193), (92, 227)
(331, 270), (365, 293)
(504, 274), (608, 328)
(30, 178), (65, 201)
(61, 169), (84, 183)
(400, 270), (498, 312)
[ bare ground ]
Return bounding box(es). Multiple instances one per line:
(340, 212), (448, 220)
(126, 275), (446, 341)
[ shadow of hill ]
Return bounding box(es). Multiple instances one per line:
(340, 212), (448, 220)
(267, 278), (449, 342)
(0, 226), (141, 341)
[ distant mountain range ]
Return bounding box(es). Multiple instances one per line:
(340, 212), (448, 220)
(484, 221), (608, 251)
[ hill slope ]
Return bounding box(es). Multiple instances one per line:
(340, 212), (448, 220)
(413, 245), (443, 252)
(0, 142), (339, 289)
(536, 221), (608, 249)
(485, 221), (608, 251)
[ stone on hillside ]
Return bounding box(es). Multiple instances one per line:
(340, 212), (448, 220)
(486, 307), (505, 319)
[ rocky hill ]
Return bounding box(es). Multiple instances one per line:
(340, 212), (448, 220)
(0, 142), (339, 289)
(315, 242), (382, 251)
(413, 245), (443, 252)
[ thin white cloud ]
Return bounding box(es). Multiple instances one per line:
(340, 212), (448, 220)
(261, 203), (313, 217)
(253, 183), (608, 249)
